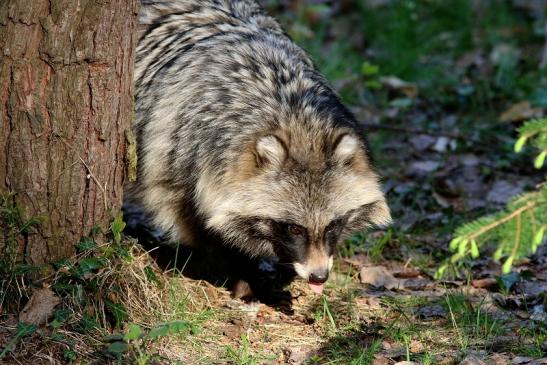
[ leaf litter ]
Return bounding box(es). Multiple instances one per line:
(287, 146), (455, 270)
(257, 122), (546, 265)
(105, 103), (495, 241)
(3, 0), (547, 364)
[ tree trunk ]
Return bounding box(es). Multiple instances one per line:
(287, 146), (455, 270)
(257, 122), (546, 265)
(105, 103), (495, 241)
(0, 0), (138, 265)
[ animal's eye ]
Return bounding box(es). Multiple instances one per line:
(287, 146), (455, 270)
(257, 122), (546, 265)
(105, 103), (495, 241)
(288, 224), (305, 236)
(325, 220), (341, 235)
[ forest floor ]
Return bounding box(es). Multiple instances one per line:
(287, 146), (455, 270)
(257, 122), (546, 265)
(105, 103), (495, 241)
(1, 1), (547, 364)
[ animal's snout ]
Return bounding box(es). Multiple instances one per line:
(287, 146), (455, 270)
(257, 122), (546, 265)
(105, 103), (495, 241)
(309, 269), (329, 284)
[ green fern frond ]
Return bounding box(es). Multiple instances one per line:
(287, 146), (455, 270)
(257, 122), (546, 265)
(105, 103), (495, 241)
(437, 118), (547, 278)
(517, 117), (547, 137)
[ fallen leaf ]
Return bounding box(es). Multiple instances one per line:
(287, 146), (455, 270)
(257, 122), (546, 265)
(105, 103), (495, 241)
(360, 266), (405, 289)
(512, 357), (534, 364)
(18, 287), (61, 326)
(381, 340), (393, 350)
(486, 180), (524, 204)
(460, 154), (481, 167)
(380, 76), (418, 98)
(402, 278), (430, 290)
(499, 101), (543, 123)
(432, 137), (457, 152)
(355, 296), (382, 309)
(284, 345), (316, 364)
(515, 280), (547, 297)
(485, 335), (521, 351)
(487, 353), (510, 365)
(372, 354), (391, 365)
(393, 268), (421, 279)
(409, 339), (424, 353)
(409, 134), (435, 151)
(221, 323), (244, 339)
(459, 355), (486, 365)
(433, 191), (461, 210)
(530, 304), (547, 322)
(394, 362), (418, 365)
(471, 278), (498, 289)
(342, 254), (371, 267)
(415, 304), (446, 320)
(406, 160), (440, 176)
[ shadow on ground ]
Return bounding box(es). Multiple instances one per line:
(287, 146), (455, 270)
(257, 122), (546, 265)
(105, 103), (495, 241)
(122, 202), (297, 313)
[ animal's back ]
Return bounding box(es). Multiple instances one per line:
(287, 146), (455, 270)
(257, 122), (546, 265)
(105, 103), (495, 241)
(132, 0), (341, 245)
(130, 0), (391, 286)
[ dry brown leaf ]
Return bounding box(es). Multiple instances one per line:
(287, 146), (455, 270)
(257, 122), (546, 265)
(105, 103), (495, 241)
(487, 353), (510, 365)
(360, 266), (405, 289)
(459, 355), (486, 365)
(499, 101), (542, 123)
(512, 357), (534, 364)
(355, 296), (382, 309)
(18, 287), (61, 326)
(372, 354), (391, 365)
(284, 345), (316, 364)
(380, 76), (418, 98)
(471, 278), (498, 289)
(409, 339), (424, 353)
(393, 268), (421, 279)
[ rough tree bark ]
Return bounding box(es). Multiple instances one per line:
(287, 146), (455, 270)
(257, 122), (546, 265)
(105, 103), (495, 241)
(0, 1), (138, 265)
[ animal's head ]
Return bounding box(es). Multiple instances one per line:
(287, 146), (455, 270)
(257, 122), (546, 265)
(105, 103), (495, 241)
(198, 123), (391, 293)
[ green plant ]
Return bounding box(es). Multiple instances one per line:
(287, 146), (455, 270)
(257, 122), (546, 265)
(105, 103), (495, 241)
(443, 292), (504, 351)
(0, 192), (44, 311)
(438, 118), (547, 278)
(225, 333), (275, 365)
(106, 320), (195, 364)
(0, 322), (37, 360)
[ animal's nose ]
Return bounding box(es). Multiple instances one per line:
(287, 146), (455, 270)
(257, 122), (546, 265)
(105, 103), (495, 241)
(309, 270), (329, 284)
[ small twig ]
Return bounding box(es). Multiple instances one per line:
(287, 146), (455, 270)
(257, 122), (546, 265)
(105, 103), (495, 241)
(77, 155), (108, 212)
(56, 136), (108, 212)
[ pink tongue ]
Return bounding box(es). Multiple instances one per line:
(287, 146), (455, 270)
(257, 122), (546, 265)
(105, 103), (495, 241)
(308, 282), (324, 294)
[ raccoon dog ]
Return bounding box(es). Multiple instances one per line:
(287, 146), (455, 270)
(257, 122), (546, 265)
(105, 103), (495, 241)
(130, 0), (391, 294)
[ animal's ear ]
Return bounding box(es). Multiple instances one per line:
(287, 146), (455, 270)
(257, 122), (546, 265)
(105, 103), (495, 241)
(368, 197), (392, 227)
(333, 134), (359, 164)
(346, 197), (392, 230)
(255, 135), (287, 167)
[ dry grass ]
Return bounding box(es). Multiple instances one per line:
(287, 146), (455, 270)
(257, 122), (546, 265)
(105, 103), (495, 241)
(0, 241), (338, 364)
(1, 240), (545, 364)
